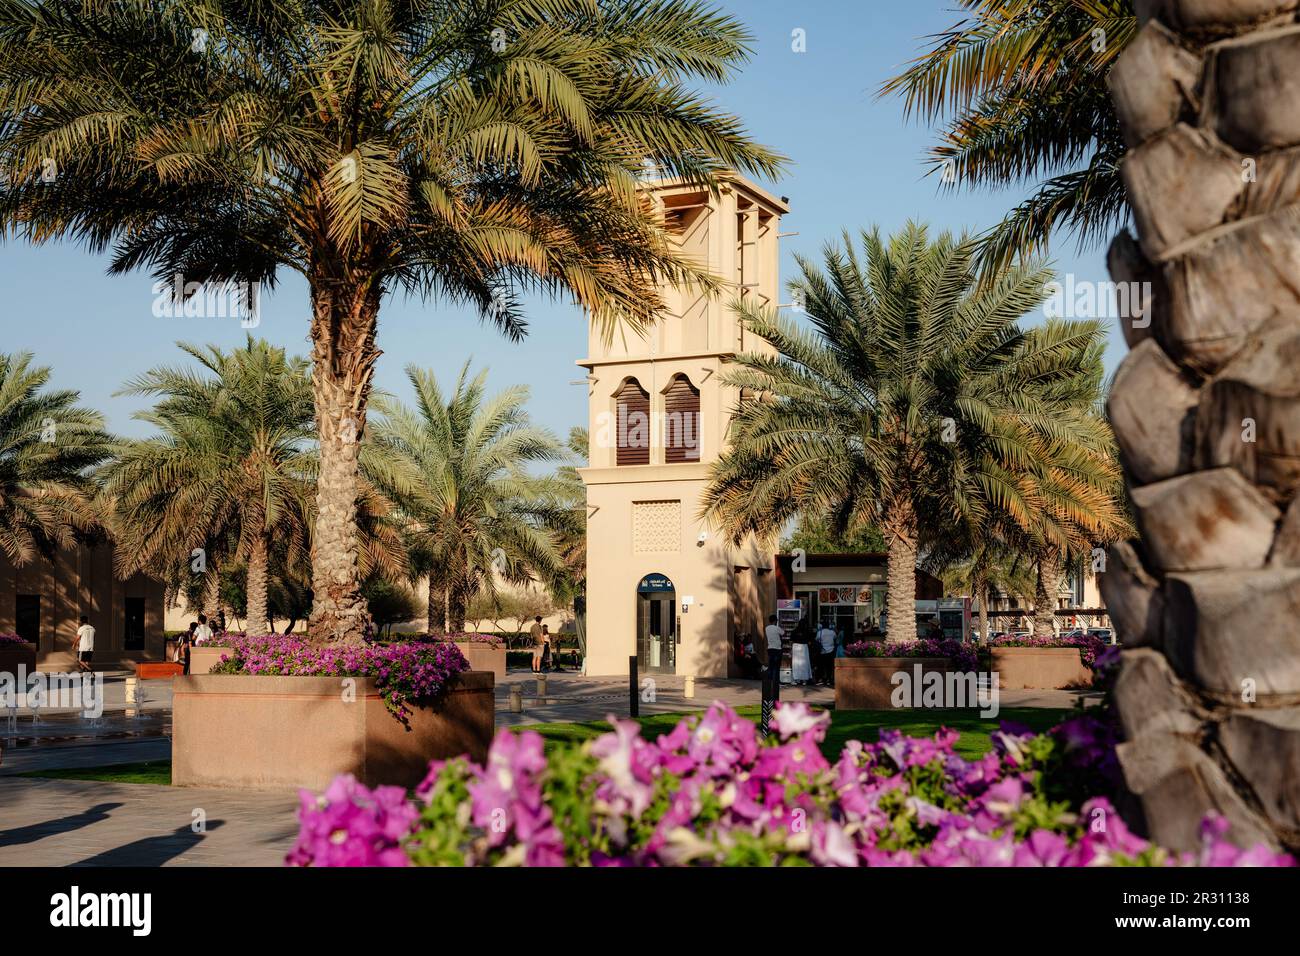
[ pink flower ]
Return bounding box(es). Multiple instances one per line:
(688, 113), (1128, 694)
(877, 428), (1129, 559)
(769, 701), (829, 741)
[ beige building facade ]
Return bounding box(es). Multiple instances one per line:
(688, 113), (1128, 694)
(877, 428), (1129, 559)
(1, 543), (166, 668)
(579, 175), (789, 677)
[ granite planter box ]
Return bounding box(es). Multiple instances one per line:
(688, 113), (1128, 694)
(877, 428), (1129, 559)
(172, 671), (495, 791)
(0, 643), (37, 675)
(990, 646), (1092, 690)
(454, 642), (507, 680)
(835, 657), (950, 710)
(189, 646), (231, 675)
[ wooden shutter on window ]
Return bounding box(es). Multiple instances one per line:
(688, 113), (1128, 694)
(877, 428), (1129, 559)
(663, 376), (701, 464)
(616, 380), (650, 466)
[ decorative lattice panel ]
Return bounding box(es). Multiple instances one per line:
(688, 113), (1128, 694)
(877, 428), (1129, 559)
(633, 500), (681, 553)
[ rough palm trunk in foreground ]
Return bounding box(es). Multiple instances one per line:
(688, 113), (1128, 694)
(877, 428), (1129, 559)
(1104, 0), (1300, 854)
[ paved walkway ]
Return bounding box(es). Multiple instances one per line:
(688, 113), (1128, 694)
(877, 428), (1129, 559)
(0, 777), (297, 867)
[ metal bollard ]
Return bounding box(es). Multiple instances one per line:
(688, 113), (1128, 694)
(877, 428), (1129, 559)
(684, 675), (695, 699)
(760, 674), (779, 739)
(509, 684), (524, 713)
(629, 655), (639, 718)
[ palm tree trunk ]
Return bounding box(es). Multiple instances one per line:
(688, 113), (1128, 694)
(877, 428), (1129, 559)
(447, 586), (467, 634)
(975, 577), (989, 644)
(884, 508), (918, 643)
(1105, 6), (1300, 855)
(1032, 548), (1059, 638)
(201, 566), (221, 622)
(246, 533), (269, 636)
(426, 578), (445, 636)
(307, 280), (378, 643)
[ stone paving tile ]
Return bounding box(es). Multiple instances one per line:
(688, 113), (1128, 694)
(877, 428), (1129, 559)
(0, 778), (299, 867)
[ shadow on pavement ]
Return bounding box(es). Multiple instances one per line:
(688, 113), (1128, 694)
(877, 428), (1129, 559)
(0, 802), (123, 849)
(71, 820), (226, 867)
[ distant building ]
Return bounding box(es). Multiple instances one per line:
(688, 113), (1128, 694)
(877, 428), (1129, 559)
(1, 542), (165, 668)
(774, 552), (946, 637)
(983, 566), (1110, 634)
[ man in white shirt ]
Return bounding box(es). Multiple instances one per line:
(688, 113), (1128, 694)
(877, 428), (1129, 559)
(817, 622), (838, 684)
(764, 614), (784, 685)
(76, 616), (95, 673)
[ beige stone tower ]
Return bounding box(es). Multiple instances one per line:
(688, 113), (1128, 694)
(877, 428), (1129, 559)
(578, 174), (789, 677)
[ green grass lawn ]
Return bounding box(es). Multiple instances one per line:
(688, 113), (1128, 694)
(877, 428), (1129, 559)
(18, 706), (1072, 784)
(526, 705), (1071, 762)
(19, 760), (171, 785)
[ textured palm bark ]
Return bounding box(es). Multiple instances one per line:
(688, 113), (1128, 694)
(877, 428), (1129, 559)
(426, 580), (445, 636)
(201, 566), (221, 623)
(447, 586), (467, 635)
(1033, 549), (1060, 638)
(975, 579), (989, 643)
(307, 280), (379, 643)
(245, 533), (269, 636)
(1105, 0), (1300, 855)
(885, 513), (918, 643)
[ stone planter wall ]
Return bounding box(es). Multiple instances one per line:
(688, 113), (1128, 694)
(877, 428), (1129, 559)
(990, 646), (1092, 690)
(189, 646), (231, 675)
(172, 671), (495, 790)
(454, 642), (507, 680)
(0, 643), (37, 675)
(834, 657), (950, 710)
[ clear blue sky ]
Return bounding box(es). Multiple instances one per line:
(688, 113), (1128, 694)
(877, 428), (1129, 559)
(1, 1), (1118, 441)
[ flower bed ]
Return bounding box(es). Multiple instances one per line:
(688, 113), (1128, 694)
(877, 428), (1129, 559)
(209, 634), (470, 723)
(844, 637), (980, 673)
(0, 632), (30, 645)
(408, 634), (506, 679)
(286, 700), (1293, 867)
(175, 635), (492, 790)
(987, 633), (1108, 669)
(985, 635), (1106, 690)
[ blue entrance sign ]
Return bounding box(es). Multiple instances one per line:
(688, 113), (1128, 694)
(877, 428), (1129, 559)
(637, 573), (675, 593)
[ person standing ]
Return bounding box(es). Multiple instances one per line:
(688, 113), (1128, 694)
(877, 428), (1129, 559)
(191, 614), (214, 676)
(76, 615), (95, 673)
(542, 624), (557, 672)
(529, 616), (544, 673)
(177, 621), (198, 665)
(817, 620), (838, 685)
(764, 614), (784, 686)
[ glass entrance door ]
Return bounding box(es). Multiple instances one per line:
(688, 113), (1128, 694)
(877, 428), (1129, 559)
(636, 577), (677, 674)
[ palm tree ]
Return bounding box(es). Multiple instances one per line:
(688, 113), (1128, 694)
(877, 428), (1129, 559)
(0, 0), (784, 642)
(880, 0), (1135, 273)
(1103, 6), (1300, 855)
(363, 362), (567, 633)
(937, 539), (1035, 642)
(702, 224), (1121, 643)
(102, 338), (315, 634)
(548, 426), (589, 605)
(0, 352), (112, 565)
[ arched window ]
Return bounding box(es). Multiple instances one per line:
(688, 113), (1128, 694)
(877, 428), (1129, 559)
(616, 379), (650, 465)
(663, 375), (701, 463)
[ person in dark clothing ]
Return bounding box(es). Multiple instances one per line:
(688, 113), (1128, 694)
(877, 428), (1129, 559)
(764, 614), (784, 686)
